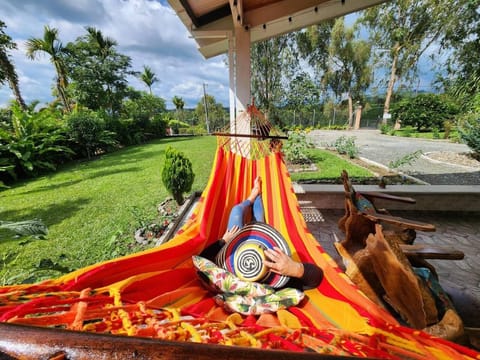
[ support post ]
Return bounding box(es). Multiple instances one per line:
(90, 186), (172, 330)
(228, 26), (251, 132)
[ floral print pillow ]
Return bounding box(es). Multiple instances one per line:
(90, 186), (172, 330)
(192, 255), (274, 296)
(192, 256), (304, 316)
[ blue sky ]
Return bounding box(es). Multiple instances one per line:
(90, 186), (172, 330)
(0, 0), (230, 109)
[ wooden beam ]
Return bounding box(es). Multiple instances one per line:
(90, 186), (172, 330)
(0, 322), (344, 360)
(244, 0), (322, 28)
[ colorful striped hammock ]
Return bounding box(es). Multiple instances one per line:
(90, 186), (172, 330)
(0, 136), (478, 359)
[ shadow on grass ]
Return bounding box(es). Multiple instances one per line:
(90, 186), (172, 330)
(8, 166), (144, 197)
(78, 136), (197, 169)
(0, 197), (91, 238)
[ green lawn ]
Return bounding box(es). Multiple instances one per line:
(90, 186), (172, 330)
(0, 136), (372, 285)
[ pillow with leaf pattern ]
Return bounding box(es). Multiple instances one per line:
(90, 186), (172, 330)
(192, 256), (305, 315)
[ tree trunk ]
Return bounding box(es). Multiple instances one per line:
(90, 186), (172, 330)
(8, 77), (27, 111)
(347, 94), (353, 128)
(383, 51), (398, 125)
(57, 76), (70, 113)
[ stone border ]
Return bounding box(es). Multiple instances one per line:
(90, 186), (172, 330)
(155, 191), (202, 246)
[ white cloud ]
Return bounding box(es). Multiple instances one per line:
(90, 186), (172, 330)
(0, 0), (229, 109)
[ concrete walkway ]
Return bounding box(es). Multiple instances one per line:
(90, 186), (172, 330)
(308, 129), (480, 185)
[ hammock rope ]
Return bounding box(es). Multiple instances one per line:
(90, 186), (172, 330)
(0, 108), (478, 358)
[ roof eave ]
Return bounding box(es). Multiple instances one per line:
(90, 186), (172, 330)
(168, 0), (389, 59)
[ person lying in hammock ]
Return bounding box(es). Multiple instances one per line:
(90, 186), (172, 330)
(200, 176), (323, 290)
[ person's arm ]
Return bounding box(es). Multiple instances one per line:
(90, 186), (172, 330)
(298, 262), (323, 289)
(199, 225), (240, 262)
(200, 239), (225, 262)
(264, 247), (323, 289)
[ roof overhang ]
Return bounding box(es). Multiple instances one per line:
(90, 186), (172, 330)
(167, 0), (389, 59)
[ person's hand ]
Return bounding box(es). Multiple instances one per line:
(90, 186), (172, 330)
(264, 247), (304, 278)
(222, 225), (240, 244)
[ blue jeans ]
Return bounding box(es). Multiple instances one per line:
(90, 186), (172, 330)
(227, 196), (264, 230)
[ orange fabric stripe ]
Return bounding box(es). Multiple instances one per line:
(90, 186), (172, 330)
(0, 144), (478, 359)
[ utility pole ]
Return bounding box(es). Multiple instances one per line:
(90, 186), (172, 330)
(203, 83), (210, 133)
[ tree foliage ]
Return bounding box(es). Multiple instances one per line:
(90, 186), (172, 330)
(65, 27), (133, 116)
(0, 20), (26, 110)
(26, 25), (70, 112)
(439, 0), (480, 104)
(172, 95), (185, 122)
(325, 18), (372, 125)
(139, 65), (158, 94)
(0, 103), (73, 182)
(195, 94), (226, 132)
(360, 0), (455, 120)
(457, 94), (480, 157)
(251, 34), (296, 119)
(296, 21), (334, 75)
(65, 109), (117, 159)
(391, 93), (459, 131)
(121, 91), (167, 142)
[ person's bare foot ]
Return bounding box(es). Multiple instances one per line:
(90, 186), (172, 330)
(247, 176), (262, 203)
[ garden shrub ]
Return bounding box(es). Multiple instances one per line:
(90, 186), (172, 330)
(458, 114), (480, 158)
(147, 114), (167, 138)
(379, 124), (392, 135)
(121, 93), (167, 142)
(333, 136), (359, 159)
(283, 131), (312, 164)
(443, 120), (453, 139)
(391, 93), (459, 131)
(0, 103), (73, 182)
(161, 146), (195, 205)
(66, 109), (118, 159)
(456, 93), (480, 157)
(168, 119), (190, 134)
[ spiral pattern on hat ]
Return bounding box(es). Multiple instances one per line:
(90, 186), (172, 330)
(234, 245), (265, 281)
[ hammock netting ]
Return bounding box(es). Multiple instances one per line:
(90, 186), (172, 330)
(0, 109), (479, 359)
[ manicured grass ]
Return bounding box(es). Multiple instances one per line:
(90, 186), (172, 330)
(0, 136), (372, 285)
(0, 136), (217, 285)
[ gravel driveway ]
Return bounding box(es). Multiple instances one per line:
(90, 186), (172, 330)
(308, 129), (480, 185)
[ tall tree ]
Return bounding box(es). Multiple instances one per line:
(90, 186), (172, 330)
(251, 33), (296, 120)
(140, 65), (158, 94)
(195, 94), (226, 132)
(324, 18), (372, 126)
(296, 20), (335, 82)
(85, 26), (117, 60)
(172, 95), (185, 121)
(439, 0), (480, 102)
(25, 25), (70, 111)
(0, 20), (26, 110)
(65, 27), (133, 115)
(361, 0), (455, 123)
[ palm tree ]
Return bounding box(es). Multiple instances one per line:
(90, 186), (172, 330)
(172, 95), (185, 122)
(0, 20), (26, 110)
(172, 95), (185, 111)
(26, 25), (70, 112)
(140, 65), (158, 94)
(85, 26), (117, 60)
